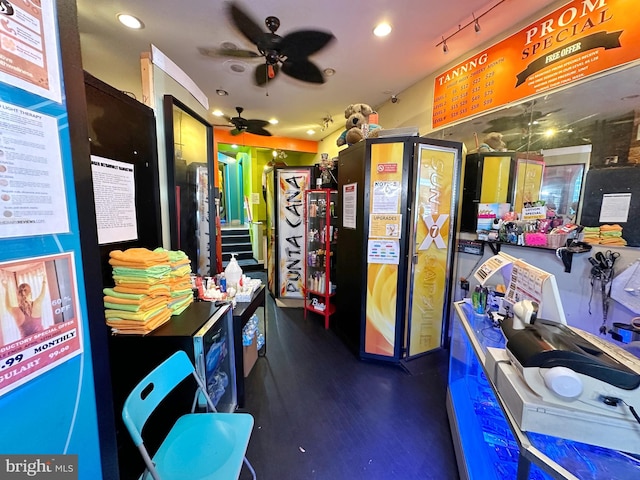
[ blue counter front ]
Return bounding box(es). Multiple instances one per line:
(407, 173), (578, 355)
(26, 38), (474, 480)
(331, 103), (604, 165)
(447, 301), (640, 480)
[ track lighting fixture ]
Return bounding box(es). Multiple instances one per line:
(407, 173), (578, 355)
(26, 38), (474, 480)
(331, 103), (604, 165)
(436, 0), (506, 53)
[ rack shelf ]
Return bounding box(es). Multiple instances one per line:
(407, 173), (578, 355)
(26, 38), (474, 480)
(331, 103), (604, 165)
(304, 188), (338, 329)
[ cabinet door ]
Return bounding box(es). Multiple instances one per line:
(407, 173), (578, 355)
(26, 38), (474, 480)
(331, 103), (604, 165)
(406, 141), (462, 357)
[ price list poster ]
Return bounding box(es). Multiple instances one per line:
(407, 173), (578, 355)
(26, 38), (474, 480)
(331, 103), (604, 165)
(0, 0), (86, 404)
(433, 0), (640, 129)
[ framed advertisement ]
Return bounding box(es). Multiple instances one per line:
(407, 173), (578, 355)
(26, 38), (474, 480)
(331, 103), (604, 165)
(0, 252), (82, 397)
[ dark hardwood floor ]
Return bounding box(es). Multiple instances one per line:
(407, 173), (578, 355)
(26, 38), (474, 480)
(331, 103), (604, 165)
(240, 282), (460, 480)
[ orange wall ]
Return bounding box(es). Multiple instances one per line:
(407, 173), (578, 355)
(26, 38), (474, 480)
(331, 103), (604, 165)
(212, 128), (318, 187)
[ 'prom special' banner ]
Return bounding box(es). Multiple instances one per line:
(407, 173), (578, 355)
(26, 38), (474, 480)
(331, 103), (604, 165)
(433, 0), (639, 128)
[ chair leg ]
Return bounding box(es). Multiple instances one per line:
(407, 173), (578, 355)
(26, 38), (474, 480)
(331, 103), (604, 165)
(243, 456), (257, 480)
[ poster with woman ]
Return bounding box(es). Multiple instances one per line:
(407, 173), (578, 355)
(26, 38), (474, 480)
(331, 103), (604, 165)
(0, 252), (82, 397)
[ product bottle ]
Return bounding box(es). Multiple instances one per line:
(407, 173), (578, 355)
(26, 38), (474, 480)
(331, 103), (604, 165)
(219, 273), (227, 293)
(225, 253), (243, 288)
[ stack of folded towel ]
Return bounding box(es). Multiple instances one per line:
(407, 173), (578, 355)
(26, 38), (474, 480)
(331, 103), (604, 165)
(600, 224), (627, 246)
(104, 248), (173, 335)
(154, 247), (194, 315)
(582, 226), (601, 244)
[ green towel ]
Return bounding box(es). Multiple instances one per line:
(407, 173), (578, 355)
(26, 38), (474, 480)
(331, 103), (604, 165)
(103, 288), (146, 300)
(154, 247), (189, 263)
(112, 265), (171, 278)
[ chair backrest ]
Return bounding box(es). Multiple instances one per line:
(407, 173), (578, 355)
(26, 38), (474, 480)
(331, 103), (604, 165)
(122, 350), (195, 447)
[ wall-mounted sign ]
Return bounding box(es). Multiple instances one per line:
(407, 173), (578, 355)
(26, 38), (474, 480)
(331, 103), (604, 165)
(433, 0), (639, 128)
(0, 252), (83, 398)
(0, 0), (62, 102)
(0, 100), (69, 238)
(90, 156), (138, 245)
(276, 169), (309, 298)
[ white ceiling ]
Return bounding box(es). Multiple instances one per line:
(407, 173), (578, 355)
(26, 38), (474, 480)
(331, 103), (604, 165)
(76, 0), (559, 140)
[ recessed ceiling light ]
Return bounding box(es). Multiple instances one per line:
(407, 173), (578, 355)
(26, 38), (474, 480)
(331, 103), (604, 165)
(374, 22), (392, 37)
(307, 129), (315, 135)
(216, 89), (229, 96)
(323, 67), (336, 76)
(272, 150), (278, 157)
(212, 110), (224, 117)
(117, 13), (144, 30)
(269, 118), (279, 125)
(232, 144), (238, 149)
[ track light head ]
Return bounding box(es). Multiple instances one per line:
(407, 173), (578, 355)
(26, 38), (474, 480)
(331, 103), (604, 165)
(473, 14), (481, 33)
(442, 36), (448, 54)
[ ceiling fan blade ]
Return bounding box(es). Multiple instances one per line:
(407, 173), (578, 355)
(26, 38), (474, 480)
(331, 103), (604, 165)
(199, 46), (260, 59)
(281, 59), (325, 84)
(246, 126), (272, 136)
(228, 3), (265, 46)
(246, 119), (270, 129)
(279, 30), (335, 58)
(255, 62), (279, 86)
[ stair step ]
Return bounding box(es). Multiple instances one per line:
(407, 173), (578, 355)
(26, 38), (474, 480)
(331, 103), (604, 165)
(221, 234), (251, 244)
(221, 259), (263, 271)
(222, 251), (254, 261)
(222, 244), (253, 254)
(221, 228), (250, 235)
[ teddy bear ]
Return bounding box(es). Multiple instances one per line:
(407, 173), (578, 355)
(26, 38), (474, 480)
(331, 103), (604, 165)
(478, 132), (507, 152)
(336, 103), (382, 147)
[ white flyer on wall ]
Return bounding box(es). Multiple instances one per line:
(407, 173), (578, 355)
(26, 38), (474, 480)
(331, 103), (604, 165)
(372, 180), (400, 214)
(0, 100), (69, 238)
(367, 238), (400, 265)
(599, 193), (631, 223)
(90, 156), (138, 244)
(343, 182), (357, 229)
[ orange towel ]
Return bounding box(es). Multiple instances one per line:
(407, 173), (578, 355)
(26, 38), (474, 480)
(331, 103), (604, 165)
(113, 284), (171, 297)
(109, 248), (170, 267)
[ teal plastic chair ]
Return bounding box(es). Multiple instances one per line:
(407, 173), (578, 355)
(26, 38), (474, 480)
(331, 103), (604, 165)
(122, 350), (256, 480)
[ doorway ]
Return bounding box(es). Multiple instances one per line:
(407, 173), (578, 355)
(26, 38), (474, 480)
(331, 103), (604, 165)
(218, 152), (245, 226)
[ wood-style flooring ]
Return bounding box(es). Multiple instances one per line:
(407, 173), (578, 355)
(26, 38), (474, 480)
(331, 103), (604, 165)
(240, 285), (460, 480)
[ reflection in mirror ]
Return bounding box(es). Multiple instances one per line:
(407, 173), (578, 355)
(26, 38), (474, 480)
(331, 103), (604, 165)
(163, 96), (215, 275)
(434, 61), (640, 244)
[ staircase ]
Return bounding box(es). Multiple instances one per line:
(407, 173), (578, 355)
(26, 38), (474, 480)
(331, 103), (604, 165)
(220, 225), (261, 270)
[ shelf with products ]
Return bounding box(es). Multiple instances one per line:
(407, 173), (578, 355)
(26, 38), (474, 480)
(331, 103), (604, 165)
(304, 188), (338, 329)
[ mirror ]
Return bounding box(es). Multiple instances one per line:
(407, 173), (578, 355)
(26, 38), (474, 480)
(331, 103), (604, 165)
(163, 95), (216, 275)
(434, 60), (640, 243)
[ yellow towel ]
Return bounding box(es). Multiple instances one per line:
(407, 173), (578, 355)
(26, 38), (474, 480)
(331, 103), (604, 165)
(104, 304), (168, 321)
(107, 309), (172, 335)
(104, 295), (168, 310)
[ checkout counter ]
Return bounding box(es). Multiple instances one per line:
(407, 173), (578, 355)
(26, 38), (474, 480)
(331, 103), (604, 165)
(448, 301), (640, 479)
(447, 252), (640, 479)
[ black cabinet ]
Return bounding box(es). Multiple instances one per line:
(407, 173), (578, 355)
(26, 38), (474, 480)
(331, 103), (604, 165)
(109, 302), (236, 479)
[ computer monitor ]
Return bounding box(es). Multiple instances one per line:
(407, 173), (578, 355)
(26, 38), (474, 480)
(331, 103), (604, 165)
(474, 252), (567, 325)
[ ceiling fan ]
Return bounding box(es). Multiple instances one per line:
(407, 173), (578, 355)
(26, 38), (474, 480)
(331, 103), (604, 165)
(221, 107), (272, 136)
(210, 2), (335, 86)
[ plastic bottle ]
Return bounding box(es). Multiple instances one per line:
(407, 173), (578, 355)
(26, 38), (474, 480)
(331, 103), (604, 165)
(219, 273), (227, 293)
(225, 253), (243, 288)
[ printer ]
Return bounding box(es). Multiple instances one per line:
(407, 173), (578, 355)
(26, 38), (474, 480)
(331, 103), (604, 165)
(486, 300), (640, 454)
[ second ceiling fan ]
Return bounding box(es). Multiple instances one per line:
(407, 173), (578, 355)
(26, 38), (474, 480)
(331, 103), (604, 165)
(224, 107), (272, 136)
